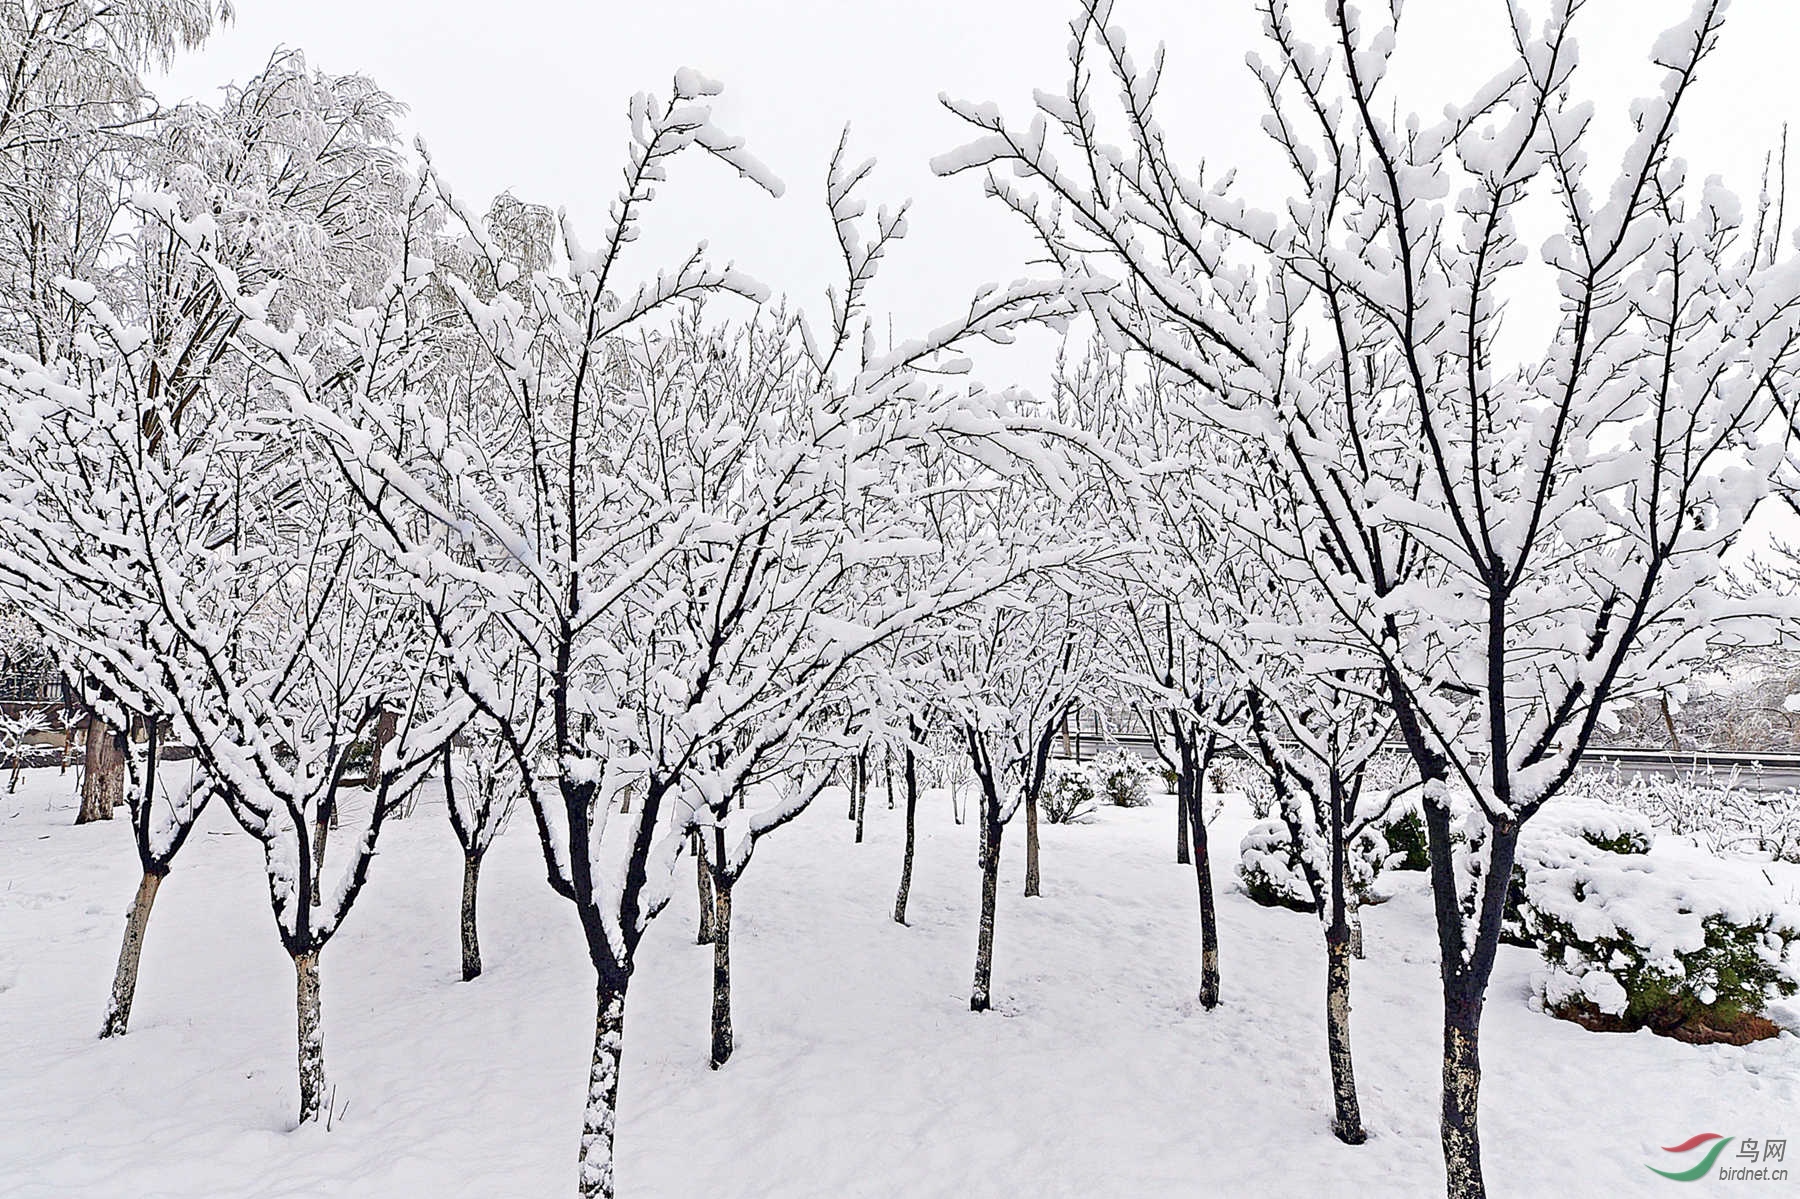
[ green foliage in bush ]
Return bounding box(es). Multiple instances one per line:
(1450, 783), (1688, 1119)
(1381, 807), (1430, 871)
(1509, 817), (1800, 1040)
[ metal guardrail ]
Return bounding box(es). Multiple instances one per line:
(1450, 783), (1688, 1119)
(1580, 746), (1800, 769)
(1056, 733), (1800, 788)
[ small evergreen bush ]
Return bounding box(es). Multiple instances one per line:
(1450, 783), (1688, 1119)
(1509, 816), (1800, 1043)
(1238, 818), (1389, 913)
(1380, 805), (1430, 871)
(1041, 764), (1099, 825)
(1094, 749), (1152, 808)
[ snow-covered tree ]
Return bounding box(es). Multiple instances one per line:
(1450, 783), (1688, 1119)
(1219, 537), (1399, 1145)
(0, 1), (229, 822)
(928, 533), (1102, 1009)
(0, 54), (414, 1044)
(443, 724), (521, 981)
(0, 246), (461, 1115)
(844, 636), (943, 926)
(226, 80), (1089, 1193)
(0, 0), (229, 362)
(939, 2), (1800, 1191)
(0, 51), (455, 1106)
(1067, 346), (1244, 1009)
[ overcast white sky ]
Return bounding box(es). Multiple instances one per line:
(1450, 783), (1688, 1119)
(157, 0), (1800, 386)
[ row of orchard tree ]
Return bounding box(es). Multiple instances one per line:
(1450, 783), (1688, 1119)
(4, 2), (1800, 1197)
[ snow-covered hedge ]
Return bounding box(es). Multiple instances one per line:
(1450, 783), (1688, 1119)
(1509, 814), (1800, 1042)
(1041, 764), (1098, 825)
(1533, 799), (1656, 856)
(1238, 819), (1389, 913)
(1497, 802), (1657, 946)
(1094, 749), (1152, 808)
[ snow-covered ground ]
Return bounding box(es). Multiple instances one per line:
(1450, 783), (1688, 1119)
(2, 767), (1796, 1198)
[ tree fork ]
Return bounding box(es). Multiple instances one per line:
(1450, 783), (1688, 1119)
(1418, 785), (1518, 1199)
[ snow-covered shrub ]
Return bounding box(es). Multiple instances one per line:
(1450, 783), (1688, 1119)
(1359, 756), (1430, 870)
(1567, 766), (1800, 863)
(1213, 755), (1272, 817)
(1238, 819), (1389, 913)
(1462, 799), (1653, 945)
(1513, 830), (1800, 1042)
(0, 709), (46, 791)
(1239, 821), (1315, 912)
(1379, 804), (1430, 871)
(1535, 798), (1656, 855)
(1040, 764), (1098, 825)
(1094, 749), (1152, 808)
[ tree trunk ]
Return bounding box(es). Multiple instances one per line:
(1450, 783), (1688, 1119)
(294, 948), (325, 1125)
(854, 774), (867, 844)
(461, 851), (484, 981)
(77, 714), (125, 823)
(694, 833), (716, 945)
(99, 869), (163, 1038)
(971, 820), (1003, 1011)
(1326, 921), (1366, 1144)
(366, 707), (398, 792)
(1188, 774), (1220, 1009)
(1442, 1010), (1483, 1198)
(893, 745), (918, 924)
(579, 978), (628, 1199)
(1022, 786), (1041, 897)
(1175, 786), (1191, 865)
(885, 751), (895, 809)
(709, 876), (733, 1069)
(1425, 808), (1516, 1199)
(309, 795), (333, 907)
(848, 752), (865, 821)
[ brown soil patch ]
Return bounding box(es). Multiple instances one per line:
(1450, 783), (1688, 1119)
(1550, 999), (1782, 1045)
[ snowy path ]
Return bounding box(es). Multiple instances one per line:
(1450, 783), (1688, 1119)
(1, 769), (1795, 1197)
